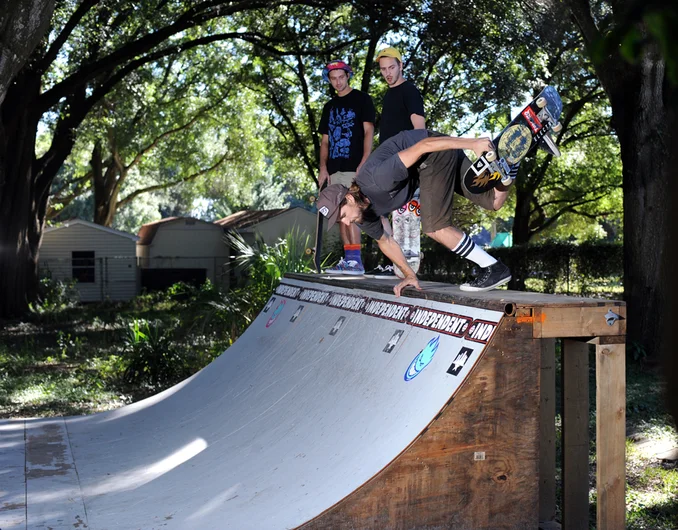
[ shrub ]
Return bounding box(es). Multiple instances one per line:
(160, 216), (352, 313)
(121, 318), (186, 389)
(30, 277), (80, 315)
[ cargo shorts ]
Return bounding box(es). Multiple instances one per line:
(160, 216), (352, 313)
(418, 138), (496, 233)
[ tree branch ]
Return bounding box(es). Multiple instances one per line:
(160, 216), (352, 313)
(116, 151), (233, 208)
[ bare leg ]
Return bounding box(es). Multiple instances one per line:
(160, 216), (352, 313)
(424, 225), (464, 250)
(340, 222), (361, 245)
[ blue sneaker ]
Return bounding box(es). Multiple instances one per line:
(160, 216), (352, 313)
(342, 260), (365, 276)
(324, 258), (349, 274)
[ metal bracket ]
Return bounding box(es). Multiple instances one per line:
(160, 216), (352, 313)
(604, 309), (622, 326)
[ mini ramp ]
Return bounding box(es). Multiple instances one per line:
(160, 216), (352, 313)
(0, 275), (626, 529)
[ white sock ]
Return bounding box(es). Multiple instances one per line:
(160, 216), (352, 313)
(452, 233), (497, 268)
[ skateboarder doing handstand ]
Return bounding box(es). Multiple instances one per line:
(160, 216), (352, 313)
(316, 129), (513, 296)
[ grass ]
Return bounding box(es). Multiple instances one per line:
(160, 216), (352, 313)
(0, 286), (676, 528)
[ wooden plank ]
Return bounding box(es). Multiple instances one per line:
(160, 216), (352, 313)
(562, 340), (590, 530)
(588, 335), (625, 345)
(536, 306), (626, 339)
(301, 314), (541, 528)
(286, 273), (626, 312)
(596, 343), (626, 530)
(539, 338), (557, 524)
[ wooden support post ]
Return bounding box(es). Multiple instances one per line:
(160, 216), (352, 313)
(562, 339), (589, 530)
(595, 341), (625, 530)
(539, 338), (557, 524)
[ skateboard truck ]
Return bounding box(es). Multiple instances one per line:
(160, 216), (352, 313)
(604, 309), (623, 326)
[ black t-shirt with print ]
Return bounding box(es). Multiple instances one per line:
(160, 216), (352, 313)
(378, 80), (426, 144)
(318, 89), (376, 175)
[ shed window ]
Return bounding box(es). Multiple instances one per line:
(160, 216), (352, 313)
(72, 251), (95, 283)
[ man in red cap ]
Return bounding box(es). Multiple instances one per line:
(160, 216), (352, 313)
(317, 130), (513, 296)
(317, 60), (376, 275)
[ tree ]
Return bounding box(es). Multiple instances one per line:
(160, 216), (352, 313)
(47, 45), (258, 227)
(563, 0), (677, 358)
(0, 0), (339, 318)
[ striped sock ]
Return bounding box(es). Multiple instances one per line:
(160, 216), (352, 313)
(452, 233), (497, 268)
(344, 244), (362, 265)
(508, 161), (520, 180)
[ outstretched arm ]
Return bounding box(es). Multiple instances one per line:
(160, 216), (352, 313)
(398, 136), (494, 168)
(376, 232), (421, 297)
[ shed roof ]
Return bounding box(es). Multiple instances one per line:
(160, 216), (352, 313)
(44, 219), (139, 241)
(136, 217), (217, 246)
(214, 208), (290, 230)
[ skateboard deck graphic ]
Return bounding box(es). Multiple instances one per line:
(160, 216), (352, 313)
(392, 188), (422, 279)
(464, 86), (563, 194)
(307, 182), (328, 273)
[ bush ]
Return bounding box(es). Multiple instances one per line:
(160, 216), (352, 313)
(30, 277), (80, 315)
(361, 239), (623, 297)
(121, 318), (187, 388)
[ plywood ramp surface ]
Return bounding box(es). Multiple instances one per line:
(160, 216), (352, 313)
(1, 275), (614, 529)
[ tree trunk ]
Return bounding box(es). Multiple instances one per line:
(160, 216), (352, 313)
(91, 141), (123, 227)
(611, 56), (674, 359)
(0, 0), (55, 105)
(0, 72), (47, 317)
(508, 184), (532, 291)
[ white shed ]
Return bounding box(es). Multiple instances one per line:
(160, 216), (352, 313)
(136, 217), (230, 290)
(39, 219), (139, 302)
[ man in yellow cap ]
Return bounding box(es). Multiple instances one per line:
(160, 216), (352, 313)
(369, 46), (427, 277)
(375, 46), (426, 143)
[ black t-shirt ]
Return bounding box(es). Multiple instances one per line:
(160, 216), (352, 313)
(356, 129), (428, 239)
(318, 89), (376, 174)
(378, 80), (426, 144)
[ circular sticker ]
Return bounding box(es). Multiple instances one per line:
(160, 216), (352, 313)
(498, 124), (531, 164)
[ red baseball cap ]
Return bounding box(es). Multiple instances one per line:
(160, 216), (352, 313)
(322, 60), (354, 82)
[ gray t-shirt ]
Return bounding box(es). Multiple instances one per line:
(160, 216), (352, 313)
(355, 129), (428, 239)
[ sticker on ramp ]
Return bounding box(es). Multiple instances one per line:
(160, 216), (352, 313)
(447, 347), (473, 376)
(290, 305), (304, 322)
(266, 300), (286, 328)
(329, 317), (346, 336)
(263, 297), (276, 313)
(383, 330), (404, 353)
(404, 336), (440, 381)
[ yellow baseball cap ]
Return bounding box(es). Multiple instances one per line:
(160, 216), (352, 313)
(376, 47), (402, 62)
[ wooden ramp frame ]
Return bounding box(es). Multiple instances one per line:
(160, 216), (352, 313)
(288, 274), (626, 530)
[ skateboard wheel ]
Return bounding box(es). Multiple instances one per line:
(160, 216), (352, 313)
(485, 150), (497, 162)
(309, 195), (316, 203)
(552, 122), (563, 132)
(536, 97), (547, 108)
(305, 248), (313, 255)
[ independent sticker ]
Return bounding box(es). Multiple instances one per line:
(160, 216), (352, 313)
(319, 206), (329, 217)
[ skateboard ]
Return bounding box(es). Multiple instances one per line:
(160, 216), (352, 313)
(392, 188), (422, 279)
(463, 86), (563, 194)
(307, 181), (328, 273)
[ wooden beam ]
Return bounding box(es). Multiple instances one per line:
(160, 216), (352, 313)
(596, 343), (626, 530)
(539, 338), (557, 524)
(536, 306), (626, 339)
(562, 340), (590, 530)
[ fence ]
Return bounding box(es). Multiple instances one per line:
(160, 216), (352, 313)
(38, 256), (234, 302)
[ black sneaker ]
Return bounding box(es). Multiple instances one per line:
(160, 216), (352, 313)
(460, 261), (511, 292)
